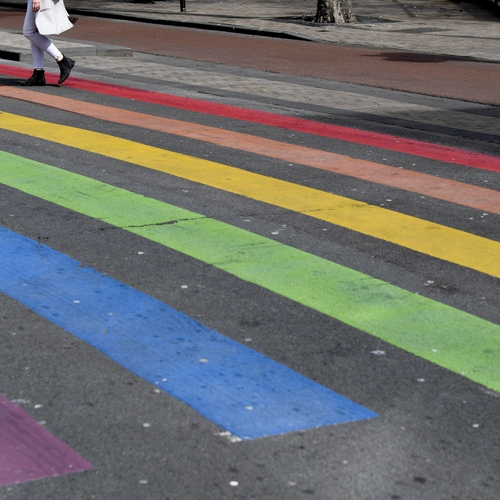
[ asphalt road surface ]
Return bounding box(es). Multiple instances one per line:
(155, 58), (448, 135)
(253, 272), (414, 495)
(1, 12), (500, 500)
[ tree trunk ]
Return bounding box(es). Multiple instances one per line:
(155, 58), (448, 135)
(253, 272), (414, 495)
(314, 0), (356, 23)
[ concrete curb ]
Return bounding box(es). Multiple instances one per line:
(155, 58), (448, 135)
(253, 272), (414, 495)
(66, 9), (317, 42)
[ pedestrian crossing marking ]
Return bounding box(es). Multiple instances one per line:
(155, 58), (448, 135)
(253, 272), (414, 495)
(0, 227), (377, 440)
(0, 112), (499, 278)
(0, 395), (92, 487)
(1, 151), (500, 393)
(1, 64), (498, 172)
(1, 86), (498, 216)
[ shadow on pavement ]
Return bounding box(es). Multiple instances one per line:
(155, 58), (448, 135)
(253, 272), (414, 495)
(363, 51), (485, 63)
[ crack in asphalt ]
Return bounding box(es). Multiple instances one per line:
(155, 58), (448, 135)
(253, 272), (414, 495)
(123, 217), (206, 229)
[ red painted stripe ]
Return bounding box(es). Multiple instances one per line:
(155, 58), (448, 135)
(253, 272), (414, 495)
(2, 64), (499, 173)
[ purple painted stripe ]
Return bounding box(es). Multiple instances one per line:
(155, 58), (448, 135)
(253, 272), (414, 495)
(0, 395), (92, 486)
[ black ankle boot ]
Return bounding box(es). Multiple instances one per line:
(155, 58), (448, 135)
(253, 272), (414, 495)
(20, 69), (46, 86)
(57, 55), (75, 84)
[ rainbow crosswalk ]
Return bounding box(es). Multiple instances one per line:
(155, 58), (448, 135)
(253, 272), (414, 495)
(1, 66), (499, 485)
(1, 150), (499, 391)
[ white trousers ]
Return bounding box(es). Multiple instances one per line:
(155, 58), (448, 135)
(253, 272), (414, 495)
(23, 0), (62, 69)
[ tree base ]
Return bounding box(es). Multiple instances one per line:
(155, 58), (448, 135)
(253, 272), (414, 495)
(314, 0), (356, 23)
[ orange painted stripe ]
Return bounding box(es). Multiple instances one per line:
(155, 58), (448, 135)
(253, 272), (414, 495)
(1, 86), (498, 216)
(2, 64), (500, 173)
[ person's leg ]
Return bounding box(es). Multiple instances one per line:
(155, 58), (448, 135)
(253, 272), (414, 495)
(21, 2), (45, 86)
(23, 0), (62, 68)
(23, 0), (44, 70)
(22, 0), (75, 85)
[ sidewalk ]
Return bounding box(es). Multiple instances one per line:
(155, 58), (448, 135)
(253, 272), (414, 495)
(0, 0), (499, 62)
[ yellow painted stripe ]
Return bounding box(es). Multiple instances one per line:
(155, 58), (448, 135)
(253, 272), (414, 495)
(1, 111), (499, 278)
(1, 86), (498, 216)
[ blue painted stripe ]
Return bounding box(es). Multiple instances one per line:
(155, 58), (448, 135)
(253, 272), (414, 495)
(0, 227), (377, 439)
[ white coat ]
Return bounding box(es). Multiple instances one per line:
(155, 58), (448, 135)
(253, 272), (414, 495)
(35, 0), (73, 35)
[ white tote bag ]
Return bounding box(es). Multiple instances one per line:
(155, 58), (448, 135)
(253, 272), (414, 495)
(35, 0), (73, 35)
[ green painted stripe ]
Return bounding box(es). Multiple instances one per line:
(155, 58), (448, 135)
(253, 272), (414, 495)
(1, 111), (499, 278)
(1, 150), (500, 392)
